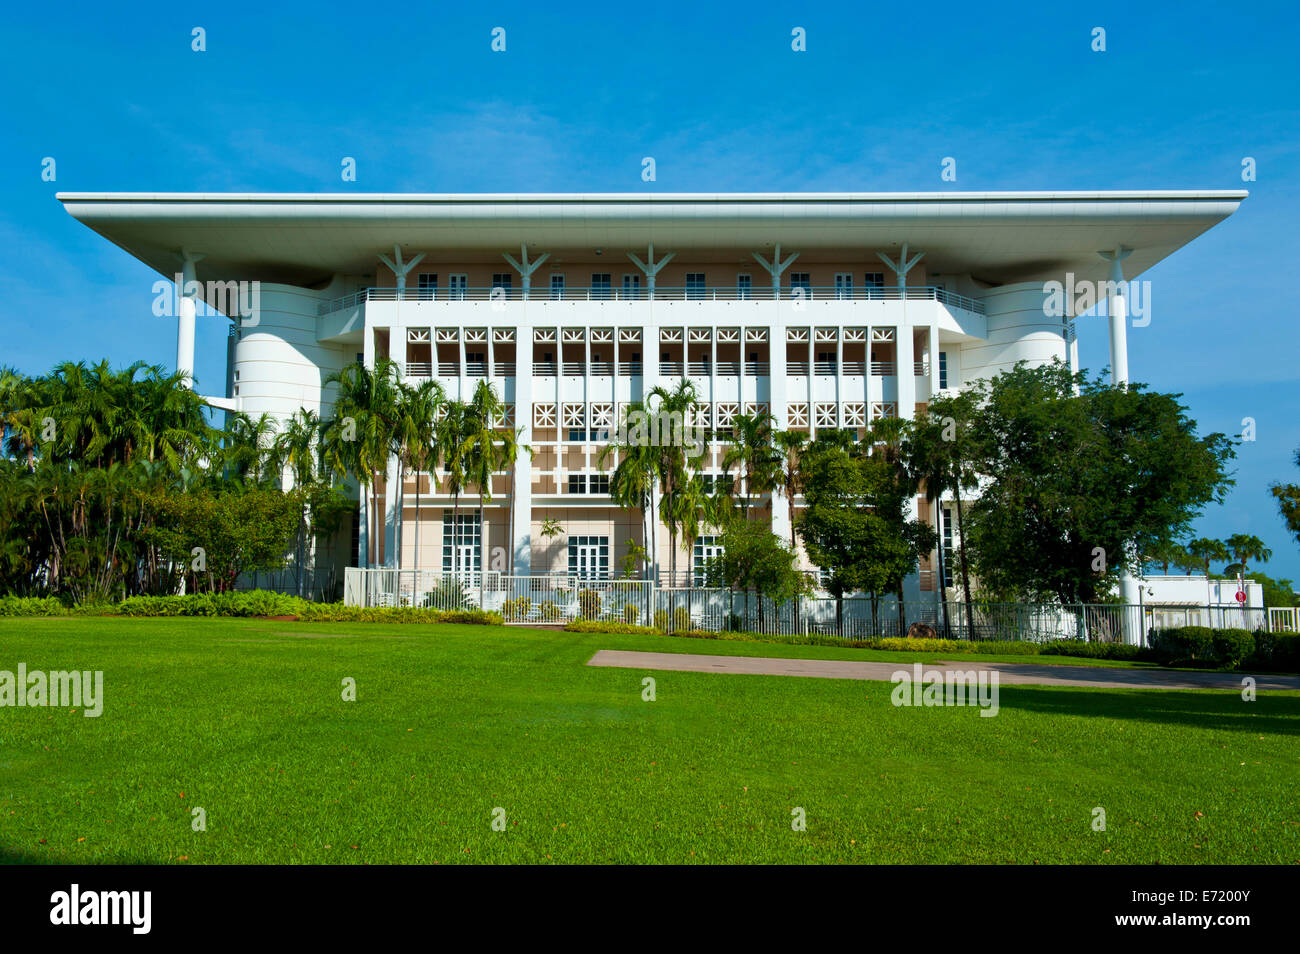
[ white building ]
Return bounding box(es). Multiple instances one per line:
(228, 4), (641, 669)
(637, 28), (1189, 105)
(59, 191), (1245, 601)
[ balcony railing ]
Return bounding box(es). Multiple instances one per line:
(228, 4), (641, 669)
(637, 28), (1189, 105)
(405, 357), (921, 380)
(320, 284), (986, 315)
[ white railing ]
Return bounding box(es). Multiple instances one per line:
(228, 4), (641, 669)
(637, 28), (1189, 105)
(320, 284), (986, 315)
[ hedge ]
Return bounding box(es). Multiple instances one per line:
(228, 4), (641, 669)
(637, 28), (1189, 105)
(1146, 626), (1300, 672)
(0, 590), (501, 626)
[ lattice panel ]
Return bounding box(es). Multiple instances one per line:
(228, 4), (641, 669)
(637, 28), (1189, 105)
(843, 403), (866, 427)
(660, 327), (683, 343)
(787, 403), (809, 428)
(787, 327), (809, 342)
(618, 328), (642, 343)
(871, 328), (895, 343)
(561, 403), (586, 428)
(870, 402), (898, 420)
(814, 403), (838, 428)
(407, 328), (430, 343)
(533, 403), (557, 427)
(534, 328), (557, 343)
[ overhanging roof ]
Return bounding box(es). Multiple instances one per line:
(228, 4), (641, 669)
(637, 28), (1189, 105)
(57, 191), (1247, 288)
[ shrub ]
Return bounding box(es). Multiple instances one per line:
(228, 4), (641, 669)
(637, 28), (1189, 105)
(1269, 633), (1300, 672)
(502, 596), (532, 622)
(540, 601), (562, 622)
(425, 578), (471, 610)
(1211, 628), (1256, 671)
(622, 603), (639, 625)
(578, 589), (602, 620)
(1149, 626), (1216, 667)
(0, 595), (66, 617)
(653, 609), (669, 631)
(672, 607), (690, 631)
(564, 619), (661, 635)
(1039, 640), (1149, 661)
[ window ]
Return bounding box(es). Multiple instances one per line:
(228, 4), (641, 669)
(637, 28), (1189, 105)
(491, 273), (513, 298)
(591, 273), (611, 300)
(938, 351), (949, 389)
(622, 274), (642, 299)
(789, 272), (812, 298)
(941, 506), (954, 588)
(736, 274), (752, 300)
(588, 473), (610, 494)
(417, 273), (438, 300)
(693, 535), (724, 586)
(448, 274), (468, 301)
(834, 272), (854, 299)
(550, 274), (566, 300)
(568, 535), (610, 581)
(816, 350), (837, 373)
(864, 272), (885, 297)
(567, 474), (586, 494)
(466, 351), (486, 375)
(442, 511), (481, 575)
(685, 273), (706, 300)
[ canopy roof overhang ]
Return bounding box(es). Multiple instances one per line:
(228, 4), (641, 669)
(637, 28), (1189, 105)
(57, 191), (1246, 289)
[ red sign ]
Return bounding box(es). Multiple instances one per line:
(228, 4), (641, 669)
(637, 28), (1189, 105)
(1235, 590), (1247, 603)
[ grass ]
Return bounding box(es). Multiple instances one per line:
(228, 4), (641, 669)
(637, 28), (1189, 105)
(2, 617), (1297, 864)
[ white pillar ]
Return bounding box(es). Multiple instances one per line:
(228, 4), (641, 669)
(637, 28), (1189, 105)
(1100, 247), (1133, 386)
(513, 322), (534, 576)
(1100, 246), (1141, 639)
(176, 251), (202, 388)
(769, 308), (790, 544)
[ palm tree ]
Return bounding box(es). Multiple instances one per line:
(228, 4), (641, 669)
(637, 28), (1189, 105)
(773, 429), (806, 552)
(322, 359), (402, 567)
(460, 381), (512, 581)
(433, 399), (470, 576)
(1186, 537), (1231, 608)
(222, 411), (278, 485)
(392, 380), (445, 570)
(721, 410), (782, 520)
(647, 379), (701, 584)
(271, 408), (322, 596)
(599, 401), (659, 580)
(1224, 533), (1272, 623)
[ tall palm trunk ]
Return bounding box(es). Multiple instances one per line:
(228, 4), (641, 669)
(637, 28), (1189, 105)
(955, 485), (975, 640)
(414, 470), (422, 571)
(934, 497), (951, 638)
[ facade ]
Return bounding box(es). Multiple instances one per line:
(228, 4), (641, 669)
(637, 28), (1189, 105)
(59, 191), (1245, 601)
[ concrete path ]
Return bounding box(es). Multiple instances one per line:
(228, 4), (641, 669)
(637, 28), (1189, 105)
(586, 649), (1300, 691)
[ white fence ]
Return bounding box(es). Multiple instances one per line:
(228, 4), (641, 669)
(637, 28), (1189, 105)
(343, 569), (1280, 642)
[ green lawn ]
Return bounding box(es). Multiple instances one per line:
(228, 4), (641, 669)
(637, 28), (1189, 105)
(2, 617), (1296, 864)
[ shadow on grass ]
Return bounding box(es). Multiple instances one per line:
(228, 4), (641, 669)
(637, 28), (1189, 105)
(997, 684), (1300, 735)
(0, 844), (162, 865)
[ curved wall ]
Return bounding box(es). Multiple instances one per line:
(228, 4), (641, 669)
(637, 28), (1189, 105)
(960, 282), (1067, 386)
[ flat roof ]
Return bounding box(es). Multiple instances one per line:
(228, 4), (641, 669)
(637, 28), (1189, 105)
(57, 191), (1247, 288)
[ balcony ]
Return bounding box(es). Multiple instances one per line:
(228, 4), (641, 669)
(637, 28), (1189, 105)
(320, 284), (986, 315)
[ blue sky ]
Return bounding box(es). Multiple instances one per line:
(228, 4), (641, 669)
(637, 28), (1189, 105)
(1, 1), (1297, 580)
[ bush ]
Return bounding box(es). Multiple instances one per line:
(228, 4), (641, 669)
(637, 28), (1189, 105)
(1149, 626), (1216, 667)
(540, 601), (562, 622)
(0, 595), (66, 617)
(564, 619), (661, 635)
(622, 603), (639, 625)
(653, 609), (669, 631)
(113, 591), (502, 625)
(1039, 640), (1149, 662)
(672, 607), (690, 631)
(502, 596), (532, 622)
(578, 589), (602, 620)
(1211, 628), (1255, 671)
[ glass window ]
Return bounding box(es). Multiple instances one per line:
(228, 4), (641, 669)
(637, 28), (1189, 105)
(736, 274), (752, 300)
(588, 474), (610, 494)
(622, 274), (641, 299)
(685, 273), (706, 300)
(789, 272), (812, 298)
(491, 273), (513, 298)
(591, 274), (612, 300)
(442, 511), (481, 575)
(938, 351), (949, 389)
(568, 535), (610, 581)
(835, 273), (853, 299)
(567, 474), (586, 494)
(447, 274), (468, 301)
(417, 273), (438, 300)
(550, 274), (566, 300)
(693, 535), (724, 586)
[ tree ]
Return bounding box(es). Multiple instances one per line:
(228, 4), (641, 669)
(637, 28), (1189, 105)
(1186, 537), (1231, 607)
(392, 380), (444, 571)
(433, 399), (469, 576)
(773, 429), (807, 552)
(721, 411), (782, 519)
(460, 380), (513, 579)
(1270, 447), (1300, 548)
(271, 408), (322, 596)
(962, 361), (1235, 605)
(322, 359), (402, 567)
(707, 520), (810, 630)
(647, 379), (704, 584)
(599, 401), (659, 580)
(1224, 533), (1272, 620)
(796, 428), (935, 635)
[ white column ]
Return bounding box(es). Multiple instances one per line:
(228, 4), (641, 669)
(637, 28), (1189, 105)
(928, 323), (941, 397)
(769, 309), (790, 544)
(1100, 247), (1133, 386)
(513, 319), (534, 576)
(628, 244), (673, 299)
(1100, 247), (1141, 639)
(176, 250), (202, 388)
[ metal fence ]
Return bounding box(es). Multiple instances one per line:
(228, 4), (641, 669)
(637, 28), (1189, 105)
(341, 569), (1275, 643)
